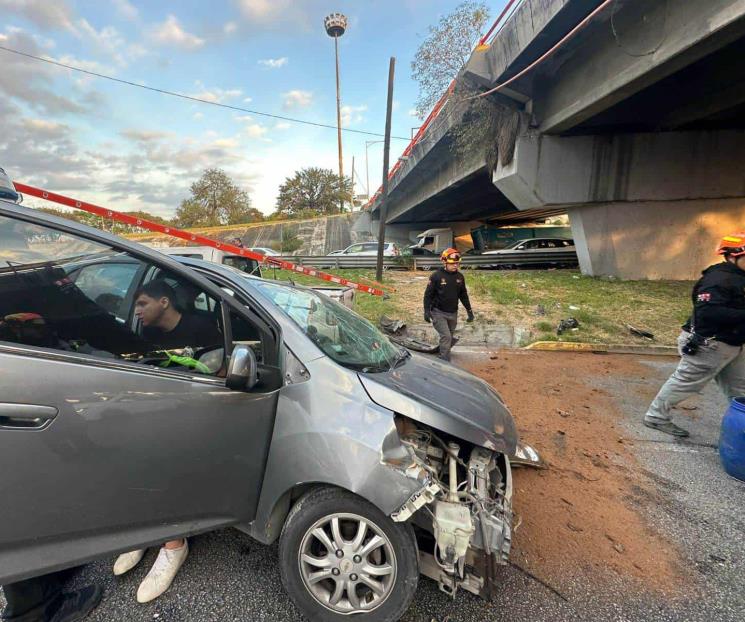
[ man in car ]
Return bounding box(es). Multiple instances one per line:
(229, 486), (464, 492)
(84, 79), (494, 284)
(112, 278), (221, 603)
(644, 232), (745, 437)
(423, 248), (474, 361)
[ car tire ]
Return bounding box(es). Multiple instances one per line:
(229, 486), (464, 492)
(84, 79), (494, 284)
(279, 487), (419, 622)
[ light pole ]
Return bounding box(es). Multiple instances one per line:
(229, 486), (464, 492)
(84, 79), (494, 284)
(365, 139), (384, 198)
(324, 13), (348, 211)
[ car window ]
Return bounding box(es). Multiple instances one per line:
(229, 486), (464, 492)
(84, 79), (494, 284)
(251, 279), (401, 372)
(545, 240), (559, 248)
(363, 243), (378, 251)
(222, 255), (261, 275)
(0, 214), (229, 377)
(72, 262), (141, 320)
(345, 244), (363, 253)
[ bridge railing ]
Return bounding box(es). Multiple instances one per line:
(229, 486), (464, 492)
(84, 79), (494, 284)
(271, 250), (578, 270)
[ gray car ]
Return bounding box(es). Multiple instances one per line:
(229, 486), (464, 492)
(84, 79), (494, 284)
(0, 200), (518, 621)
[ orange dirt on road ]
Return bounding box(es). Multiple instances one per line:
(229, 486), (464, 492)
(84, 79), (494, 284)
(463, 350), (693, 595)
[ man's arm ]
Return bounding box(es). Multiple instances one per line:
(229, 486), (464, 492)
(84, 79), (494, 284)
(459, 278), (474, 321)
(423, 274), (436, 321)
(695, 285), (745, 327)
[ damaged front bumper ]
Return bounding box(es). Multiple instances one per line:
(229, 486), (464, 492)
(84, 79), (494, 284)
(387, 431), (514, 600)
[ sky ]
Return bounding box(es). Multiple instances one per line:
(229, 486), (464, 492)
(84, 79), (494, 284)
(0, 0), (498, 218)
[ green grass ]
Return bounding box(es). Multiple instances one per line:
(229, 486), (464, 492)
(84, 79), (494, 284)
(264, 267), (693, 346)
(464, 268), (692, 345)
(265, 268), (408, 326)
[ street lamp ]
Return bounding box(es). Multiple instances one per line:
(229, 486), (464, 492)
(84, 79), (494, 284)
(324, 13), (348, 211)
(365, 139), (384, 198)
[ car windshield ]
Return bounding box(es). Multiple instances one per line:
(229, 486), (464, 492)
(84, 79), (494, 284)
(250, 279), (402, 372)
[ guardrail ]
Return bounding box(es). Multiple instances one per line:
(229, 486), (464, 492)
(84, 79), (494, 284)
(272, 251), (578, 270)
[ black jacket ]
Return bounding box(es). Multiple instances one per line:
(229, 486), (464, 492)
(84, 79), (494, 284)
(683, 261), (745, 345)
(423, 268), (472, 315)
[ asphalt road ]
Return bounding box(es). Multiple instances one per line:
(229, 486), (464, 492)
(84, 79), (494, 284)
(4, 354), (744, 621)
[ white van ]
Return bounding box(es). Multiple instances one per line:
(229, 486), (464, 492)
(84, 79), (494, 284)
(145, 245), (262, 276)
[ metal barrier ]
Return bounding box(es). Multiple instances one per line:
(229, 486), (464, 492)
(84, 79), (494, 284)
(271, 251), (578, 270)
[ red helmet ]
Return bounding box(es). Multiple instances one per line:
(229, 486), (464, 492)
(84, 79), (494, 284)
(717, 232), (745, 257)
(440, 247), (461, 263)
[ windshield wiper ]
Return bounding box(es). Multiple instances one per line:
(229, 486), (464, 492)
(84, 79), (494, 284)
(390, 348), (411, 371)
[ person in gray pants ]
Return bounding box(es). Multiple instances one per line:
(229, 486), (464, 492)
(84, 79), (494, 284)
(423, 248), (474, 361)
(644, 231), (745, 437)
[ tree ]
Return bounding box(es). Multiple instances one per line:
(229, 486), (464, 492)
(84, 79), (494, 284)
(275, 167), (352, 219)
(410, 1), (490, 118)
(175, 168), (262, 228)
(36, 207), (170, 234)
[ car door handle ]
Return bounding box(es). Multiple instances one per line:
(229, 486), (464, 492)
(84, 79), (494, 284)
(0, 403), (59, 429)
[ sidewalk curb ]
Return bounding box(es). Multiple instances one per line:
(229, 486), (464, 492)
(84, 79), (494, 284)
(523, 341), (679, 356)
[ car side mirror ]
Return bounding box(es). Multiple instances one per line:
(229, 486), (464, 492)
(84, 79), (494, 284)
(226, 344), (258, 391)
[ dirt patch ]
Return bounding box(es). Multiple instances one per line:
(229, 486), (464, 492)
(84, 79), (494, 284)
(462, 351), (693, 595)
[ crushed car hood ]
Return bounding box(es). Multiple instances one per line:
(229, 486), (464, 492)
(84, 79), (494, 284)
(358, 352), (518, 454)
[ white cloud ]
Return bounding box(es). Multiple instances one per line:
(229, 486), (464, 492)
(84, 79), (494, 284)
(187, 81), (242, 103)
(0, 0), (76, 31)
(408, 107), (420, 118)
(223, 21), (237, 34)
(341, 104), (367, 126)
(193, 112), (204, 120)
(258, 57), (288, 69)
(282, 89), (312, 110)
(77, 19), (128, 66)
(243, 96), (253, 103)
(151, 15), (204, 50)
(236, 0), (285, 22)
(113, 0), (138, 21)
(274, 122), (291, 130)
(244, 124), (267, 139)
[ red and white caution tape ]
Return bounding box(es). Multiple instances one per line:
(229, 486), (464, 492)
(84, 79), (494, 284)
(14, 182), (386, 297)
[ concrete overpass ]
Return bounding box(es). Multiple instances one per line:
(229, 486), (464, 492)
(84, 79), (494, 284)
(369, 0), (745, 279)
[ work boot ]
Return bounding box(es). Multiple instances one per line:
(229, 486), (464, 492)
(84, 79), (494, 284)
(136, 541), (188, 603)
(47, 584), (103, 622)
(643, 419), (689, 437)
(113, 549), (145, 576)
(451, 337), (460, 348)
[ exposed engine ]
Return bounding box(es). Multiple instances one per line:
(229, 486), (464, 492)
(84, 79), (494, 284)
(391, 417), (513, 598)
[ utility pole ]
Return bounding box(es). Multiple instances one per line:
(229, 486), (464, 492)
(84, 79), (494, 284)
(324, 13), (348, 212)
(375, 57), (395, 283)
(351, 155), (355, 210)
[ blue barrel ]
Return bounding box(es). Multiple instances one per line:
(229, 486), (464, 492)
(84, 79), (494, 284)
(720, 397), (745, 481)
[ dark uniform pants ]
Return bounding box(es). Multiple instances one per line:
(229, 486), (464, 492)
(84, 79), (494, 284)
(2, 574), (63, 621)
(431, 308), (458, 361)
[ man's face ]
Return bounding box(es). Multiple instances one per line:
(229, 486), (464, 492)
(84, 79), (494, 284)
(443, 261), (459, 272)
(736, 255), (745, 271)
(134, 293), (167, 327)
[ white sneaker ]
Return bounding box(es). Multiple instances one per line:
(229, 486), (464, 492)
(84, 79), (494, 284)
(113, 549), (146, 576)
(136, 541), (189, 603)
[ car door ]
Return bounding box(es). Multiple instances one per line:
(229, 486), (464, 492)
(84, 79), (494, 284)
(0, 206), (282, 584)
(344, 243), (364, 255)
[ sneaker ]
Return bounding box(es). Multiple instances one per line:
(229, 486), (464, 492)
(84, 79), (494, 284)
(643, 419), (689, 437)
(113, 549), (146, 576)
(136, 541), (189, 603)
(48, 584), (103, 622)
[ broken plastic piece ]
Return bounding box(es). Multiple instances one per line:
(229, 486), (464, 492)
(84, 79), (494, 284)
(510, 443), (546, 469)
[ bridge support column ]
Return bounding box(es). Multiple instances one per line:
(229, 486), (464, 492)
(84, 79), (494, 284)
(569, 198), (745, 280)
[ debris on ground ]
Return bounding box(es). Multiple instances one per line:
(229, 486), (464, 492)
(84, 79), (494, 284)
(535, 304), (546, 316)
(557, 318), (580, 335)
(464, 351), (691, 594)
(626, 323), (655, 340)
(379, 315), (406, 336)
(379, 315), (439, 353)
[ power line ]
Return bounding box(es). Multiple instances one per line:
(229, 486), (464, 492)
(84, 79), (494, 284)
(0, 45), (410, 141)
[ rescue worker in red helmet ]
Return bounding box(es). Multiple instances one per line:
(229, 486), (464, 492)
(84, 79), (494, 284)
(423, 248), (474, 361)
(644, 232), (745, 437)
